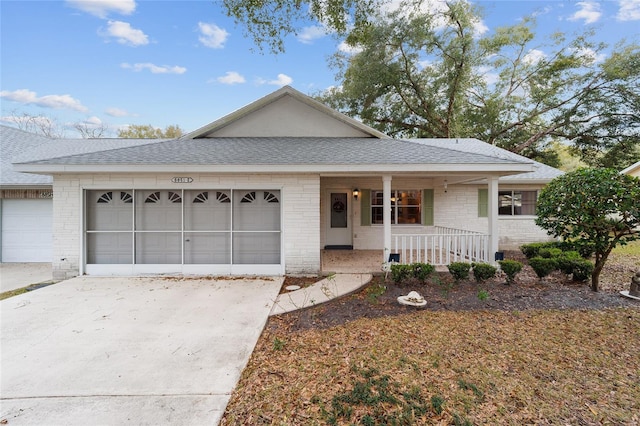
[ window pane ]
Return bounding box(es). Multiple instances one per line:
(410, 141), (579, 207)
(397, 207), (421, 224)
(372, 206), (383, 224)
(371, 191), (384, 206)
(521, 191), (537, 215)
(397, 190), (421, 206)
(498, 191), (513, 215)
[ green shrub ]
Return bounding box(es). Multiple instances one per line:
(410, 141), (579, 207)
(570, 259), (594, 281)
(472, 263), (497, 282)
(528, 257), (557, 279)
(520, 242), (560, 259)
(412, 262), (435, 282)
(557, 240), (595, 258)
(390, 263), (412, 284)
(447, 262), (471, 282)
(498, 259), (523, 285)
(539, 247), (563, 258)
(555, 251), (582, 274)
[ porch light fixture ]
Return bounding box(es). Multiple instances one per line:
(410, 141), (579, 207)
(353, 188), (359, 200)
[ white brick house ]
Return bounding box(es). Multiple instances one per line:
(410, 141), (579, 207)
(11, 87), (561, 280)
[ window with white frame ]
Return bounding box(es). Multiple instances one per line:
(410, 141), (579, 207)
(498, 190), (537, 216)
(371, 190), (422, 224)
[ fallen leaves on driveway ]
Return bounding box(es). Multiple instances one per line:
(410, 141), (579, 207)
(222, 308), (639, 425)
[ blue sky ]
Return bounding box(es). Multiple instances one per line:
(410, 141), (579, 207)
(1, 0), (639, 137)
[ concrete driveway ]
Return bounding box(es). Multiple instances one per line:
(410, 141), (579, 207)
(1, 275), (282, 425)
(0, 263), (53, 293)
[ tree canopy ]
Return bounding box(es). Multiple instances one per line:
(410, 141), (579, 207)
(535, 168), (640, 291)
(316, 2), (640, 167)
(222, 0), (379, 53)
(117, 124), (183, 139)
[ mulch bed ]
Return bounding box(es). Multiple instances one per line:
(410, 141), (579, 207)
(274, 251), (639, 332)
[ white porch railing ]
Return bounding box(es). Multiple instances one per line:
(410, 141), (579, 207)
(392, 227), (489, 265)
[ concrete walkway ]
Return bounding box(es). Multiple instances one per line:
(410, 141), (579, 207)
(1, 276), (282, 425)
(0, 263), (53, 293)
(270, 273), (372, 315)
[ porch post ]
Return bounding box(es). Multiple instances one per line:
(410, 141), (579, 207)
(487, 176), (499, 264)
(383, 175), (392, 262)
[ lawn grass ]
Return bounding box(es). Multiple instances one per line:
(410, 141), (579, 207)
(0, 287), (29, 300)
(612, 239), (640, 256)
(222, 308), (639, 425)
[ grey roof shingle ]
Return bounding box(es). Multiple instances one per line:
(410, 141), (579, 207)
(0, 125), (53, 185)
(16, 137), (530, 166)
(408, 138), (563, 181)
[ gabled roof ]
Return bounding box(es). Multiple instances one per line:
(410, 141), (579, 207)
(11, 87), (540, 177)
(13, 137), (535, 175)
(183, 86), (390, 139)
(0, 125), (53, 186)
(620, 160), (640, 177)
(409, 138), (563, 183)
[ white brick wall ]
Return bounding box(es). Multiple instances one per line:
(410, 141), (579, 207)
(51, 173), (320, 279)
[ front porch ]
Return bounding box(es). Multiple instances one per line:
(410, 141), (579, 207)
(321, 226), (490, 274)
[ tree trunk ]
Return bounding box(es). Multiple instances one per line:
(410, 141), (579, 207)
(591, 259), (606, 292)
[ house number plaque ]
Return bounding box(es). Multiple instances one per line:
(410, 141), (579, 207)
(171, 177), (193, 183)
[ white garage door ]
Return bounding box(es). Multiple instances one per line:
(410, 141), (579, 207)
(1, 199), (53, 262)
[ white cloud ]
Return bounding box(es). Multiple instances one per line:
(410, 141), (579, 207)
(472, 19), (489, 37)
(338, 41), (363, 55)
(568, 1), (602, 24)
(268, 73), (293, 86)
(523, 49), (546, 65)
(102, 20), (148, 46)
(0, 89), (89, 112)
(572, 47), (607, 63)
(66, 0), (136, 18)
(297, 25), (327, 44)
(105, 107), (129, 117)
(82, 116), (103, 125)
(216, 71), (246, 85)
(476, 66), (499, 86)
(198, 22), (229, 49)
(121, 62), (187, 74)
(617, 0), (640, 21)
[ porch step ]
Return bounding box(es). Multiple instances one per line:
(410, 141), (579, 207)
(324, 245), (353, 250)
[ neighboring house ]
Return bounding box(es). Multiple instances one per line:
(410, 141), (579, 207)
(11, 86), (562, 280)
(0, 126), (54, 262)
(621, 160), (640, 178)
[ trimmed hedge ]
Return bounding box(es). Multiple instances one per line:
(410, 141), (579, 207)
(448, 262), (471, 282)
(498, 259), (523, 285)
(529, 257), (558, 279)
(472, 263), (497, 283)
(390, 262), (436, 284)
(521, 241), (595, 259)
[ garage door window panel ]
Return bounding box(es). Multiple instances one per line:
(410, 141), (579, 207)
(232, 190), (281, 264)
(135, 232), (182, 264)
(87, 191), (133, 231)
(87, 233), (132, 264)
(135, 190), (181, 231)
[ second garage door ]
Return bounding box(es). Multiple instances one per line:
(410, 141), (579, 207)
(1, 198), (53, 262)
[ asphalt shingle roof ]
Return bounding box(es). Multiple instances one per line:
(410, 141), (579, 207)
(16, 137), (530, 166)
(0, 125), (53, 185)
(409, 138), (563, 181)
